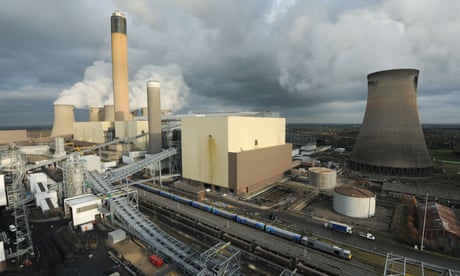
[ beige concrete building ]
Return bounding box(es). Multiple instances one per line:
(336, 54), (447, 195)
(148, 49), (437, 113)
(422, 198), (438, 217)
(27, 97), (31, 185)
(0, 130), (28, 144)
(181, 116), (292, 195)
(114, 121), (149, 150)
(74, 122), (114, 144)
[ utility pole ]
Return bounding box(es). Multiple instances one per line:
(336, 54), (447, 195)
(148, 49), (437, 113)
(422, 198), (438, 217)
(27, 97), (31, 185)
(421, 193), (429, 251)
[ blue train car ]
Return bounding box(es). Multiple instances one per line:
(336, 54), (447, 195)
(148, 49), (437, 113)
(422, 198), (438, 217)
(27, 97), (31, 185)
(159, 190), (175, 200)
(265, 225), (302, 242)
(235, 215), (265, 230)
(191, 201), (213, 213)
(212, 208), (237, 220)
(174, 195), (193, 205)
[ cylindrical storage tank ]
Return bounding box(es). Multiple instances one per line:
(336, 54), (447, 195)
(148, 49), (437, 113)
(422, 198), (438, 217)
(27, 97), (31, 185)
(89, 107), (103, 122)
(147, 80), (162, 154)
(54, 137), (66, 157)
(333, 186), (376, 218)
(308, 167), (336, 191)
(51, 104), (75, 137)
(104, 105), (115, 122)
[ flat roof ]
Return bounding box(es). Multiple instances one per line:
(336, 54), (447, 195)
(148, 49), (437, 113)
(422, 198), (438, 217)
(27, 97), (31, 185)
(335, 186), (374, 198)
(65, 194), (100, 207)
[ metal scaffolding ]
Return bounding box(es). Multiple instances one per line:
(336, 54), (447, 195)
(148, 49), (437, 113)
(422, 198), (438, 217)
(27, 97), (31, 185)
(384, 252), (460, 276)
(87, 149), (241, 275)
(2, 149), (34, 262)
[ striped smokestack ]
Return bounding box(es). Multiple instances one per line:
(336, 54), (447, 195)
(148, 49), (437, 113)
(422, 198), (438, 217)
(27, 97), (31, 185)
(147, 80), (162, 154)
(111, 11), (130, 121)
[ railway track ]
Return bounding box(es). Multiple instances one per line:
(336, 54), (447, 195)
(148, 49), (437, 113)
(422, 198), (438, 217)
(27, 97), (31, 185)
(136, 188), (381, 275)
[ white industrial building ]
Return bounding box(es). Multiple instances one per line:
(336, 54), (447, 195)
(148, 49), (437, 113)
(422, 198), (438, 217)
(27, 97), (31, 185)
(181, 115), (292, 195)
(29, 172), (58, 212)
(64, 194), (102, 227)
(333, 186), (376, 218)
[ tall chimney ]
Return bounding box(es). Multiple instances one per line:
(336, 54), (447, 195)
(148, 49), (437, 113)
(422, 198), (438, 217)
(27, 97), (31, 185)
(51, 104), (75, 137)
(111, 11), (130, 121)
(89, 107), (103, 122)
(104, 105), (115, 122)
(147, 80), (162, 154)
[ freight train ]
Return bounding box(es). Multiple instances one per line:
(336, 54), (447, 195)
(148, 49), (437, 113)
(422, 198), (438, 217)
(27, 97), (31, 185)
(133, 183), (352, 260)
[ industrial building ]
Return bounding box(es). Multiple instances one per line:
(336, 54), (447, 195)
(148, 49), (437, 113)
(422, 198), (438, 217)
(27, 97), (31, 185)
(333, 186), (376, 218)
(417, 202), (460, 253)
(181, 116), (292, 195)
(348, 69), (432, 177)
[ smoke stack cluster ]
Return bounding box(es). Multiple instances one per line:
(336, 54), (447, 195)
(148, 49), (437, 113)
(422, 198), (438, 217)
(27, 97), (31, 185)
(147, 80), (162, 154)
(89, 107), (103, 122)
(111, 11), (130, 121)
(348, 69), (432, 177)
(51, 104), (75, 137)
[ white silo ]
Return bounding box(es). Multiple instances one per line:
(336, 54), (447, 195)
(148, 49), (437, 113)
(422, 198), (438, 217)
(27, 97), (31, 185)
(54, 137), (66, 157)
(51, 104), (75, 137)
(333, 186), (376, 218)
(62, 154), (87, 199)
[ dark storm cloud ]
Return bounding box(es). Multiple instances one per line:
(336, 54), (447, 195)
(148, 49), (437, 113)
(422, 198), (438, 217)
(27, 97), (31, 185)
(1, 0), (459, 127)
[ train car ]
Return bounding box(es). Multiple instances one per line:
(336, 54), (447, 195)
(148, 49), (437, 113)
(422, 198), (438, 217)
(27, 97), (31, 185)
(133, 183), (160, 195)
(212, 208), (237, 220)
(235, 215), (265, 230)
(265, 225), (302, 242)
(174, 195), (193, 205)
(159, 190), (175, 200)
(301, 237), (352, 260)
(191, 201), (213, 213)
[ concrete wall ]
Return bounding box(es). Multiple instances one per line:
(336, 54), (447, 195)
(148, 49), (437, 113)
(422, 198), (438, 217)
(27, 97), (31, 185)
(228, 144), (292, 194)
(74, 121), (114, 144)
(227, 116), (285, 152)
(0, 130), (28, 144)
(181, 116), (229, 187)
(114, 121), (149, 150)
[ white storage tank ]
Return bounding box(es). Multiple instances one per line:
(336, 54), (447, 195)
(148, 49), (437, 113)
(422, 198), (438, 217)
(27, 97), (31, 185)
(308, 167), (336, 191)
(333, 186), (376, 218)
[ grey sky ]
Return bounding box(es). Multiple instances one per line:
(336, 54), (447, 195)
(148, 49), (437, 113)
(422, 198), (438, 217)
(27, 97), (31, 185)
(1, 0), (459, 128)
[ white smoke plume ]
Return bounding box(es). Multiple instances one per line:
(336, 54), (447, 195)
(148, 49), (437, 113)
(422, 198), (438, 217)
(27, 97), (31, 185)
(54, 62), (189, 112)
(54, 61), (112, 108)
(129, 64), (189, 111)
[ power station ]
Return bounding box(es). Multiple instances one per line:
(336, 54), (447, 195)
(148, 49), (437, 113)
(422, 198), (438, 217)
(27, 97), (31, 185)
(348, 69), (432, 177)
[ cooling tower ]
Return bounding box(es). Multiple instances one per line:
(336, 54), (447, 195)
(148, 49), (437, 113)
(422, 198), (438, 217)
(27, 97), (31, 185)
(51, 104), (75, 137)
(111, 11), (130, 121)
(348, 69), (432, 177)
(104, 105), (115, 121)
(147, 80), (162, 154)
(89, 107), (103, 122)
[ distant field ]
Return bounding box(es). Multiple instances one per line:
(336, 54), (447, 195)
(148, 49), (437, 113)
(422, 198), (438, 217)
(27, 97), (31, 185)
(429, 149), (460, 162)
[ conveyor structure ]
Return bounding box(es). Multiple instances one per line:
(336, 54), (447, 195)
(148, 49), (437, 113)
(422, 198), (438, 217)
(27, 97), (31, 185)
(101, 148), (176, 183)
(87, 170), (202, 274)
(87, 149), (241, 275)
